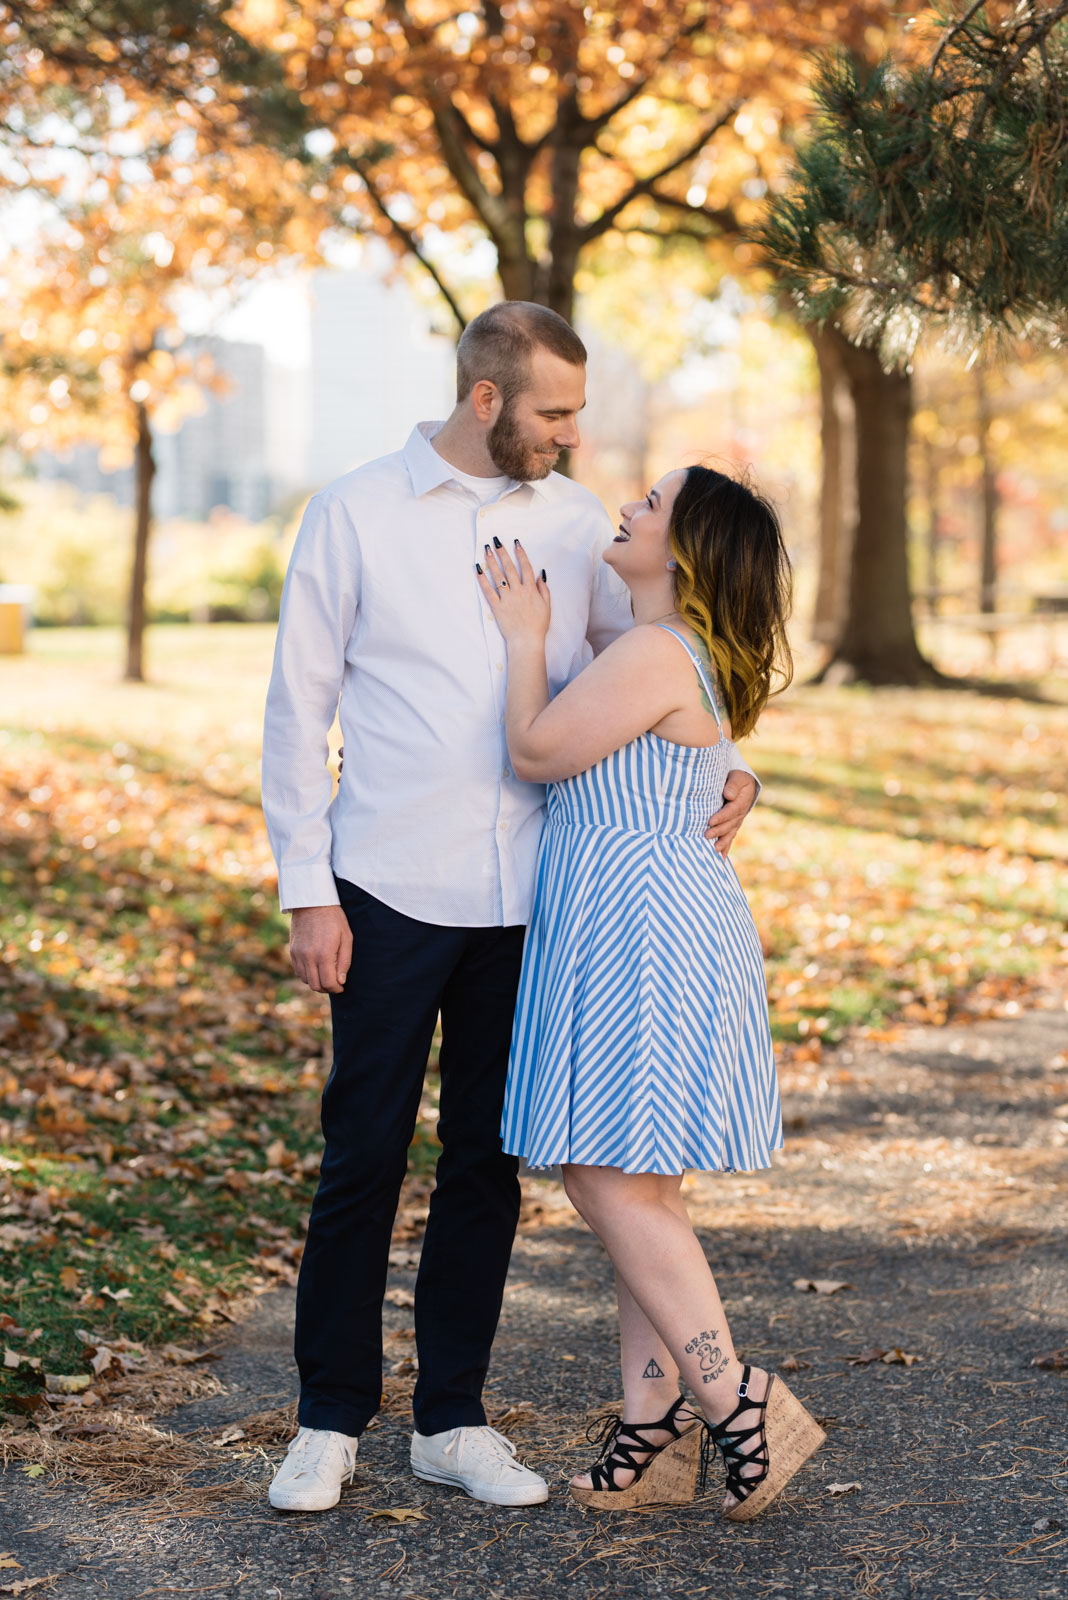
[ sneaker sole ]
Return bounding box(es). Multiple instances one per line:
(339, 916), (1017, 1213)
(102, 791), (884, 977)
(269, 1473), (352, 1513)
(268, 1487), (342, 1512)
(411, 1463), (549, 1506)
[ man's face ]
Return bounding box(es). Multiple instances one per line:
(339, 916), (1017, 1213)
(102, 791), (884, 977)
(487, 347), (586, 480)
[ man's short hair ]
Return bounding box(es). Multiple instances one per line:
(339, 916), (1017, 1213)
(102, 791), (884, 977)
(456, 301), (587, 404)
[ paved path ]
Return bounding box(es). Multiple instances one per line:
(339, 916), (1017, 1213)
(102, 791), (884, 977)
(1, 1009), (1065, 1599)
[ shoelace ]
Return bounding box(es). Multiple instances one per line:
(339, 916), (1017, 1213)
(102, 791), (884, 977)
(443, 1425), (522, 1472)
(286, 1428), (355, 1481)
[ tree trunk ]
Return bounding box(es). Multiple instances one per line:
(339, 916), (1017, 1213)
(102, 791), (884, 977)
(497, 252), (536, 303)
(976, 366), (998, 614)
(544, 95), (581, 325)
(821, 330), (934, 684)
(124, 399), (156, 684)
(809, 325), (856, 645)
(923, 433), (940, 612)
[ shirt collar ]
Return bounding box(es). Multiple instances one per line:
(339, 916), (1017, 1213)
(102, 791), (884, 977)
(403, 421), (564, 502)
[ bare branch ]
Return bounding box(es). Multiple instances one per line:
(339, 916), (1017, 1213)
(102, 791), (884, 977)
(646, 186), (740, 236)
(428, 97), (525, 250)
(345, 156), (467, 332)
(581, 16), (707, 135)
(581, 106), (739, 243)
(924, 0), (988, 84)
(964, 0), (1068, 140)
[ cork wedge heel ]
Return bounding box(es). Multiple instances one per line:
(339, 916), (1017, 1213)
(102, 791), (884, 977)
(569, 1395), (702, 1511)
(708, 1365), (826, 1522)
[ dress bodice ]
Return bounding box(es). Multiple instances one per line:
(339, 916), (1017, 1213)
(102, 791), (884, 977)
(546, 626), (730, 838)
(546, 731), (731, 838)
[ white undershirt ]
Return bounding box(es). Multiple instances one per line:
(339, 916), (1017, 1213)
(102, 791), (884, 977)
(445, 462), (512, 504)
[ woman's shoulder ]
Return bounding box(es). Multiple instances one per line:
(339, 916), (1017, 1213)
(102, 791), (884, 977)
(584, 622), (693, 694)
(603, 619), (697, 661)
(591, 621), (705, 689)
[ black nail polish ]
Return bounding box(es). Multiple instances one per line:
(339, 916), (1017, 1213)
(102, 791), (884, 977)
(514, 538), (520, 548)
(475, 562), (483, 574)
(541, 569), (547, 582)
(493, 536), (502, 549)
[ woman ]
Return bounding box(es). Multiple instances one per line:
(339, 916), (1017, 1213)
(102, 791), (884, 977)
(476, 463), (823, 1521)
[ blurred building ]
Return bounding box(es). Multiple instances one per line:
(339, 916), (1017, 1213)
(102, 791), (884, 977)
(306, 264), (455, 485)
(32, 258), (457, 516)
(36, 337), (280, 521)
(154, 338), (274, 522)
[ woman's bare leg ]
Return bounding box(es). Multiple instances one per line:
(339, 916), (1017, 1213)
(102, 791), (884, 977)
(582, 1180), (697, 1491)
(615, 1177), (696, 1415)
(616, 1270), (682, 1419)
(564, 1163), (768, 1505)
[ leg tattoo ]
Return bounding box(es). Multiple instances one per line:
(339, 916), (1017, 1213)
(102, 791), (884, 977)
(684, 1330), (730, 1385)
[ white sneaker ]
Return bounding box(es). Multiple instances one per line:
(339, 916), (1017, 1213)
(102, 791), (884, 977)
(268, 1426), (359, 1511)
(411, 1425), (549, 1507)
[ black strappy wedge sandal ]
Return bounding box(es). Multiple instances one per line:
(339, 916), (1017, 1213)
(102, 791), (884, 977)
(570, 1393), (702, 1509)
(706, 1364), (826, 1521)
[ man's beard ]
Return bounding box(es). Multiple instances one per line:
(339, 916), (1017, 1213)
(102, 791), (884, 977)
(487, 400), (558, 481)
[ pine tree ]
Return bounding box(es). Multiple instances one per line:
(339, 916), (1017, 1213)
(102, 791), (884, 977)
(755, 2), (1068, 685)
(759, 2), (1068, 365)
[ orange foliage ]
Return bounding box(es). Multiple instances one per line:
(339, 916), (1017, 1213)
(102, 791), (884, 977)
(231, 0), (905, 319)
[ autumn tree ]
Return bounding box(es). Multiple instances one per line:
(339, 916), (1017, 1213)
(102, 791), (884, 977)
(2, 136), (320, 680)
(912, 346), (1068, 616)
(0, 2), (303, 161)
(229, 0), (924, 654)
(228, 1), (894, 330)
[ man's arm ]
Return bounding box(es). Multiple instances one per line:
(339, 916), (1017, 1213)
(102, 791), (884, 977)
(706, 758), (759, 857)
(586, 543), (635, 655)
(261, 491), (359, 990)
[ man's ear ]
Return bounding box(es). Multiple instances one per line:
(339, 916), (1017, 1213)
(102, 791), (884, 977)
(471, 379), (501, 423)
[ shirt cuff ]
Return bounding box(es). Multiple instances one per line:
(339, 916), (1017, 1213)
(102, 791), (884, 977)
(278, 861), (341, 914)
(727, 745), (761, 807)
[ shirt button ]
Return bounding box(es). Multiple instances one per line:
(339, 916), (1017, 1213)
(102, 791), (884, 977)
(499, 820), (509, 831)
(478, 508), (486, 518)
(503, 767), (511, 779)
(495, 662), (504, 672)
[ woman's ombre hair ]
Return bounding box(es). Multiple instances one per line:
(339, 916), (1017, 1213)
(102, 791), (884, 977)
(669, 465), (793, 739)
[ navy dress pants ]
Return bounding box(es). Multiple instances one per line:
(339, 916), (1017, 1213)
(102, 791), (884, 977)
(294, 877), (524, 1438)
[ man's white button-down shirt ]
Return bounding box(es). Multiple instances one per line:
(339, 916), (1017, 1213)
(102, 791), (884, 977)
(262, 421), (757, 927)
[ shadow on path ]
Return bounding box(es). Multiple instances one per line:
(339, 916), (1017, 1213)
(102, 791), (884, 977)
(2, 1010), (1065, 1599)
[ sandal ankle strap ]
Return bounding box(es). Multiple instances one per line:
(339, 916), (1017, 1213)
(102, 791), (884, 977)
(702, 1366), (770, 1505)
(585, 1393), (696, 1493)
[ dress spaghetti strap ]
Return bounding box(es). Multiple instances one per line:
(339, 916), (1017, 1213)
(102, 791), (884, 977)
(655, 625), (724, 732)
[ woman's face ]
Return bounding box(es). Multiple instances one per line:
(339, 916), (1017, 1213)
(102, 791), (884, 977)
(604, 469), (687, 582)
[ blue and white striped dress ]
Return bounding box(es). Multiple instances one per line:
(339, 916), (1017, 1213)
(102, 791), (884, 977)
(501, 627), (782, 1176)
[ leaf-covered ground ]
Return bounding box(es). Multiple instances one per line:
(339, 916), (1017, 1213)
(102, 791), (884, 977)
(1, 1009), (1064, 1599)
(1, 625), (1065, 1407)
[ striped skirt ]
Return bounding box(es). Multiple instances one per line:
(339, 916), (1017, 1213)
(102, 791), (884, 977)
(501, 814), (782, 1176)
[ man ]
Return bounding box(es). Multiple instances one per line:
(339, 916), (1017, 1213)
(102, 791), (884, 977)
(261, 302), (759, 1513)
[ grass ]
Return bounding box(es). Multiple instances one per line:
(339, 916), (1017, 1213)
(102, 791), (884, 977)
(1, 624), (1065, 1407)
